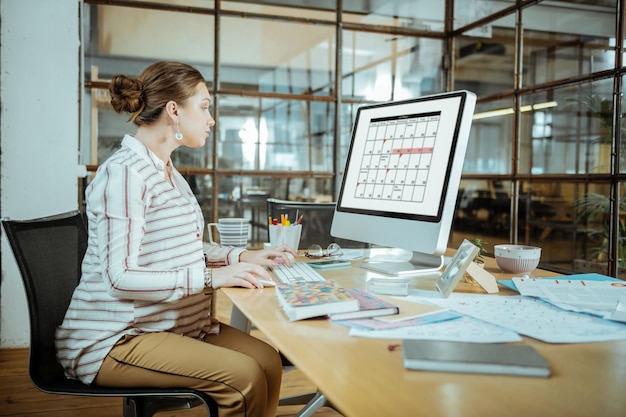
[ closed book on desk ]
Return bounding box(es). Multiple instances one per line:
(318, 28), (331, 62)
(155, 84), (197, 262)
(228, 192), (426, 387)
(329, 288), (399, 320)
(276, 280), (359, 321)
(402, 340), (551, 377)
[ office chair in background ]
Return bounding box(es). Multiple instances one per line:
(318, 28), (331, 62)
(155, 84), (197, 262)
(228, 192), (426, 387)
(1, 210), (218, 417)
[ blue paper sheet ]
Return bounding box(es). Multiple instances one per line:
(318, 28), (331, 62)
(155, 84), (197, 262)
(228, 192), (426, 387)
(498, 272), (621, 292)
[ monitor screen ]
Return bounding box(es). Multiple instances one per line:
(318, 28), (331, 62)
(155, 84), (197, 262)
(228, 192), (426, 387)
(331, 90), (476, 275)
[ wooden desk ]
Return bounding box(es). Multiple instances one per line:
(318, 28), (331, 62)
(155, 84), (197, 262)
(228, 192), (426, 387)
(221, 256), (626, 417)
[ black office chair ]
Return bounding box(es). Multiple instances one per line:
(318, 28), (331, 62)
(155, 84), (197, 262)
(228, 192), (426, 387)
(266, 198), (368, 250)
(1, 210), (218, 417)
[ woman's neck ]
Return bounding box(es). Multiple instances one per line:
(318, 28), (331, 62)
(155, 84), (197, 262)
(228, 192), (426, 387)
(134, 126), (177, 165)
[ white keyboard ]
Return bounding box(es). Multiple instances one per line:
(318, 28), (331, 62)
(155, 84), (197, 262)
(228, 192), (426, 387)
(270, 261), (326, 284)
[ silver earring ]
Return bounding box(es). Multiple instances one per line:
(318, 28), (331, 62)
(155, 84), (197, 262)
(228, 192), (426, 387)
(175, 123), (183, 141)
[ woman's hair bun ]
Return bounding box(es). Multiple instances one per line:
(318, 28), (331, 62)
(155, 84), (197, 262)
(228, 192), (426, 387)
(109, 74), (145, 115)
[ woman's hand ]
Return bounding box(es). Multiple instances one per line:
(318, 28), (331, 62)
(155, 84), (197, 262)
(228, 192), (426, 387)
(239, 245), (298, 268)
(211, 262), (273, 289)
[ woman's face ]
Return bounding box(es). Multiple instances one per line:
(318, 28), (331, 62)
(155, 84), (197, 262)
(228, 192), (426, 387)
(178, 81), (215, 148)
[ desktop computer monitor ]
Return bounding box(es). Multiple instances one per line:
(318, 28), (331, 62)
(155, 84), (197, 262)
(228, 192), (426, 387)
(331, 90), (476, 276)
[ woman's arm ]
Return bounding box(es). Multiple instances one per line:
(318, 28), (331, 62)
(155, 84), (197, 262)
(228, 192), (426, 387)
(89, 163), (205, 302)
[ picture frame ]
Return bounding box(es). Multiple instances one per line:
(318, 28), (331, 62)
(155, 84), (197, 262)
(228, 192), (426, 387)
(435, 239), (480, 298)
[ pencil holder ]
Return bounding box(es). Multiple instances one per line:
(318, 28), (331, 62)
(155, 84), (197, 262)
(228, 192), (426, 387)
(269, 224), (302, 250)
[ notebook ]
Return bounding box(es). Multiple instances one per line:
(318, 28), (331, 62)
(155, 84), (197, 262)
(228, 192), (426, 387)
(402, 340), (551, 377)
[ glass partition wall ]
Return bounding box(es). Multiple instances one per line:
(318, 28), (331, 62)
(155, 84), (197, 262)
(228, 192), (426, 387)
(81, 0), (625, 277)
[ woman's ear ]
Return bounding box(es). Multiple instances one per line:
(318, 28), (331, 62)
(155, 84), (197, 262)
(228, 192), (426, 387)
(165, 100), (179, 120)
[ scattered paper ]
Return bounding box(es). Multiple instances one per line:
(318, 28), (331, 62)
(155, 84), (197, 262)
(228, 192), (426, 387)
(607, 300), (626, 323)
(349, 314), (522, 343)
(422, 292), (626, 343)
(512, 277), (626, 311)
(337, 310), (462, 331)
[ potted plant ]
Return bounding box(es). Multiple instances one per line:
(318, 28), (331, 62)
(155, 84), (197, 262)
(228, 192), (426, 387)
(571, 95), (626, 273)
(574, 192), (626, 273)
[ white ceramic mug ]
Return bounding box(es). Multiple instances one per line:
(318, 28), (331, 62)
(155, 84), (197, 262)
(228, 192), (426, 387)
(207, 218), (250, 248)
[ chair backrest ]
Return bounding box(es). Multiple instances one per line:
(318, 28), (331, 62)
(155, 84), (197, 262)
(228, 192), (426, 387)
(266, 198), (368, 250)
(2, 211), (88, 390)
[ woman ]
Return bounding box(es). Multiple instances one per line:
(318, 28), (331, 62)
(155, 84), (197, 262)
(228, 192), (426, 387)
(56, 61), (295, 417)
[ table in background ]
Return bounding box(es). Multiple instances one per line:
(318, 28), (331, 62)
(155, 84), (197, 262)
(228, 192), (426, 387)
(221, 255), (626, 417)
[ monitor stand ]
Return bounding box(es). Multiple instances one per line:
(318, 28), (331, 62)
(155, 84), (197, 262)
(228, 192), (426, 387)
(360, 251), (444, 276)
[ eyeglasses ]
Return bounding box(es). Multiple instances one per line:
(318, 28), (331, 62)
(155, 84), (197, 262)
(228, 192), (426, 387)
(305, 243), (343, 259)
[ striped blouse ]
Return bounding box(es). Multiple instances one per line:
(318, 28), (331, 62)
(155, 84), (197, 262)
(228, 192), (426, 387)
(55, 135), (245, 384)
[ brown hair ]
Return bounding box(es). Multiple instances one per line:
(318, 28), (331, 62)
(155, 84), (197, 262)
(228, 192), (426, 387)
(108, 61), (206, 126)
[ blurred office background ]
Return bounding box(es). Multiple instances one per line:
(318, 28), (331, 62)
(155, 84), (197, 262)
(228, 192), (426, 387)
(80, 0), (625, 278)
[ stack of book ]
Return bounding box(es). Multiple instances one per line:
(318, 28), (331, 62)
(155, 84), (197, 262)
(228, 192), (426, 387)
(275, 280), (400, 322)
(328, 288), (400, 320)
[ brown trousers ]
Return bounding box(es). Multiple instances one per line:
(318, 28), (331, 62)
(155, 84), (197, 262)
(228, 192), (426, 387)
(94, 324), (282, 417)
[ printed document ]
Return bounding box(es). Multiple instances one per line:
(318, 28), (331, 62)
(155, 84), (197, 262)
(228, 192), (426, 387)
(512, 277), (626, 311)
(423, 292), (626, 343)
